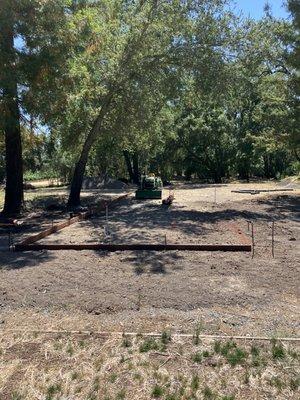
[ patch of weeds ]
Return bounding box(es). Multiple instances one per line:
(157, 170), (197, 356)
(139, 337), (159, 353)
(202, 386), (215, 399)
(226, 347), (247, 367)
(269, 376), (285, 391)
(290, 376), (300, 391)
(221, 396), (235, 400)
(220, 341), (237, 356)
(116, 389), (126, 399)
(94, 357), (103, 371)
(250, 345), (260, 357)
(243, 372), (250, 385)
(288, 348), (299, 360)
(127, 361), (134, 370)
(271, 341), (285, 360)
(120, 355), (125, 363)
(214, 340), (247, 367)
(193, 322), (203, 345)
(191, 375), (199, 391)
(66, 342), (74, 356)
(165, 394), (178, 400)
(161, 331), (172, 345)
(93, 376), (100, 391)
(53, 341), (62, 351)
(192, 352), (202, 363)
(46, 383), (62, 400)
(213, 340), (221, 354)
(109, 373), (118, 383)
(122, 336), (132, 348)
(71, 371), (79, 380)
(151, 384), (164, 398)
(12, 393), (23, 400)
(250, 347), (262, 367)
(78, 340), (85, 348)
(133, 372), (142, 381)
(203, 350), (210, 358)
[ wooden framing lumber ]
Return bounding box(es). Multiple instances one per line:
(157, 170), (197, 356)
(19, 211), (90, 245)
(16, 192), (131, 246)
(14, 243), (252, 252)
(231, 188), (294, 194)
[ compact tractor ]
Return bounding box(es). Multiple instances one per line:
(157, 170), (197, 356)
(135, 174), (163, 199)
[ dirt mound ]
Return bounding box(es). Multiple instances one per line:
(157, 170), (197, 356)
(82, 176), (128, 190)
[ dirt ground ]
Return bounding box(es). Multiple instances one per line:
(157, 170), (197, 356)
(0, 182), (299, 335)
(0, 182), (299, 399)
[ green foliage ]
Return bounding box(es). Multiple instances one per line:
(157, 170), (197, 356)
(271, 342), (286, 360)
(139, 337), (159, 353)
(1, 0), (298, 202)
(191, 375), (199, 391)
(214, 340), (247, 366)
(151, 384), (164, 398)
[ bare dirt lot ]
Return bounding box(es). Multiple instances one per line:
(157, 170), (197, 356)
(0, 182), (299, 399)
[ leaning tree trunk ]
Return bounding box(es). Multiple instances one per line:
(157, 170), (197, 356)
(1, 7), (23, 217)
(67, 95), (113, 208)
(123, 150), (135, 182)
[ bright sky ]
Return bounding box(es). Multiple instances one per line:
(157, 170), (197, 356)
(234, 0), (289, 19)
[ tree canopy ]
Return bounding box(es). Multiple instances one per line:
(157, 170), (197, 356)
(0, 0), (299, 214)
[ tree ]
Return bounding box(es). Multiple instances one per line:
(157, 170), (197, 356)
(0, 0), (73, 215)
(64, 0), (235, 206)
(0, 1), (23, 216)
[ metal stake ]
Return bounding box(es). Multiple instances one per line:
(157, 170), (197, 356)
(272, 221), (275, 258)
(214, 187), (217, 204)
(251, 222), (255, 259)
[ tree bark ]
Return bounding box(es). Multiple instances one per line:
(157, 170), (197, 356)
(123, 150), (135, 182)
(1, 7), (23, 217)
(132, 152), (140, 184)
(67, 94), (113, 208)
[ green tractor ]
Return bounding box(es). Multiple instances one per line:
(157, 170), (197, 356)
(135, 175), (163, 199)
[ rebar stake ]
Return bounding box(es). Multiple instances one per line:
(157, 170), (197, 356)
(271, 221), (275, 258)
(251, 222), (255, 259)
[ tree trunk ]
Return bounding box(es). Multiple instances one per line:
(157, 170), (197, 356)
(1, 7), (23, 217)
(123, 150), (135, 182)
(132, 152), (140, 184)
(67, 94), (113, 208)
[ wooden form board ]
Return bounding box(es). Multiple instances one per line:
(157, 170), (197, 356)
(15, 193), (131, 247)
(13, 191), (252, 253)
(14, 243), (252, 252)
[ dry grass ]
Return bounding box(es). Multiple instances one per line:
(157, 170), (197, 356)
(0, 331), (299, 400)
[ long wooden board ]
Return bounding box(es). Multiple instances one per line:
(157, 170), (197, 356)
(14, 243), (252, 252)
(16, 193), (131, 246)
